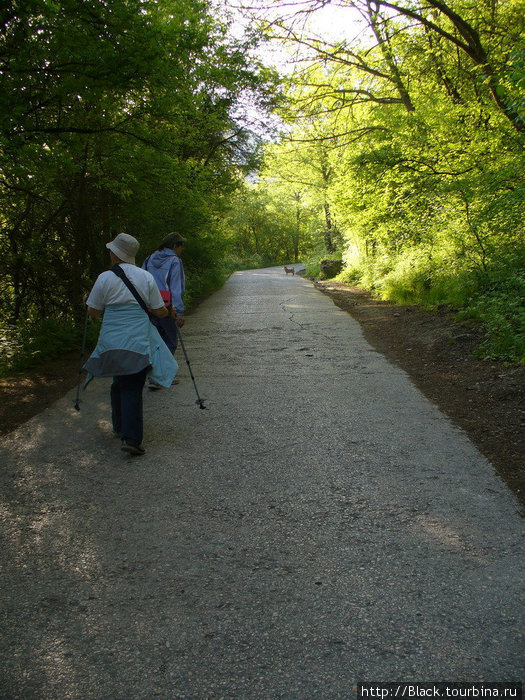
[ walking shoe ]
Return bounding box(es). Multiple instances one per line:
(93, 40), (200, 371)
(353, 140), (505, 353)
(120, 439), (145, 456)
(148, 380), (162, 391)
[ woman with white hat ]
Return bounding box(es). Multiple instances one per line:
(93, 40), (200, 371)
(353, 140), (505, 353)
(84, 233), (178, 455)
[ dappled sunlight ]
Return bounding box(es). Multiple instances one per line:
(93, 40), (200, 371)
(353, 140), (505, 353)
(2, 258), (523, 695)
(0, 383), (117, 587)
(40, 636), (80, 698)
(1, 0), (523, 692)
(1, 469), (105, 579)
(0, 384), (130, 693)
(95, 418), (113, 433)
(410, 514), (489, 565)
(283, 302), (315, 311)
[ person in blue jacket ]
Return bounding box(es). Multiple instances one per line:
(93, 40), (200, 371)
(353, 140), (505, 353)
(142, 232), (186, 355)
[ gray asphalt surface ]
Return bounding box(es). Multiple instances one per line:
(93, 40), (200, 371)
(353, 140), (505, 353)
(1, 266), (523, 699)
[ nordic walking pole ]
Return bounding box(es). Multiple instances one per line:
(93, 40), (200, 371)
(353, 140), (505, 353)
(175, 325), (207, 409)
(74, 308), (90, 411)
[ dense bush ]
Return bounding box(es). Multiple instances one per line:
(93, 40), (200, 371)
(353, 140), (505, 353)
(459, 268), (525, 363)
(260, 0), (525, 365)
(0, 316), (100, 376)
(334, 249), (525, 364)
(0, 0), (277, 375)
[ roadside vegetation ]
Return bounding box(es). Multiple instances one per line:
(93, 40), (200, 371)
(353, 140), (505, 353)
(233, 0), (525, 364)
(0, 0), (281, 375)
(1, 0), (524, 375)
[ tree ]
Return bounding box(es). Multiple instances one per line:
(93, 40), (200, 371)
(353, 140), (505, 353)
(243, 0), (524, 131)
(249, 0), (524, 281)
(0, 0), (278, 329)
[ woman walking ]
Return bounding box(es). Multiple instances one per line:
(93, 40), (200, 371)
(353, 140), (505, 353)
(84, 233), (178, 455)
(142, 232), (186, 355)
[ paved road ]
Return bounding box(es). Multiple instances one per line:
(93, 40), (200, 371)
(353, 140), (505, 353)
(1, 267), (523, 699)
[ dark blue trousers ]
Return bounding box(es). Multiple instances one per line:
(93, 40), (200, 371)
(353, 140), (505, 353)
(110, 367), (149, 444)
(152, 316), (178, 354)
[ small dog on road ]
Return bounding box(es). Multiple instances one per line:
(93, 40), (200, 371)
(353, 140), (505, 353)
(284, 266), (295, 275)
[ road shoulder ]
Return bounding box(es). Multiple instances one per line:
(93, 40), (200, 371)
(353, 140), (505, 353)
(314, 280), (525, 509)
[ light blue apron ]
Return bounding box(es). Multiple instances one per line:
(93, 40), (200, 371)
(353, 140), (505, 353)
(83, 304), (178, 387)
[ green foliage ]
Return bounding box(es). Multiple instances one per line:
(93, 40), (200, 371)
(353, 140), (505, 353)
(220, 179), (319, 264)
(2, 0), (525, 371)
(183, 269), (226, 311)
(0, 316), (99, 376)
(222, 253), (280, 271)
(0, 0), (279, 373)
(304, 244), (342, 278)
(259, 0), (525, 364)
(459, 266), (525, 364)
(362, 250), (476, 308)
(338, 247), (525, 363)
(0, 0), (277, 305)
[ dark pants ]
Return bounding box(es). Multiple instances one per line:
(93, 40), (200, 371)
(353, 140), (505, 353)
(110, 367), (149, 444)
(152, 316), (178, 354)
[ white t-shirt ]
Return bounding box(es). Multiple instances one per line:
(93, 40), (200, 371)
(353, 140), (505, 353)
(87, 264), (165, 311)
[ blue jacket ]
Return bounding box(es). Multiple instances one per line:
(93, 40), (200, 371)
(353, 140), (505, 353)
(83, 304), (178, 387)
(142, 250), (185, 314)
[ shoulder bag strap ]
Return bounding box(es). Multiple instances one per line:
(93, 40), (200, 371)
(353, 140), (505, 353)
(111, 264), (152, 319)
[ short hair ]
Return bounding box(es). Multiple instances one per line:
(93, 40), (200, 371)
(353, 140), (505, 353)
(158, 232), (186, 250)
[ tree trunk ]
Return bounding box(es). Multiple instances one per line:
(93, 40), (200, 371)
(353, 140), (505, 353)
(324, 201), (335, 252)
(251, 225), (260, 254)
